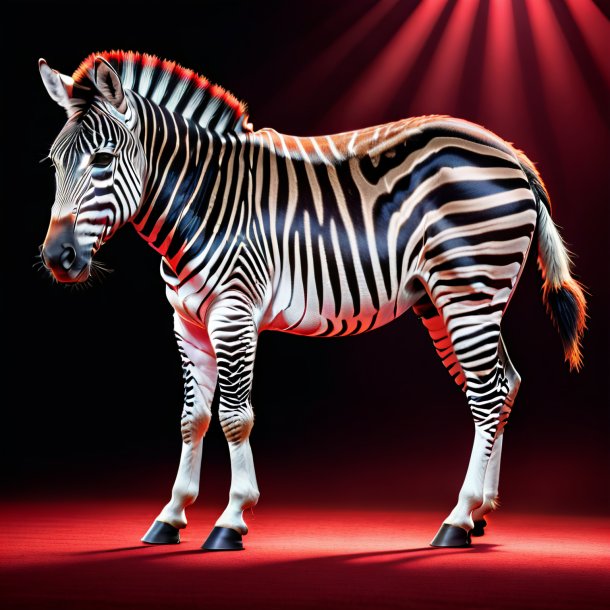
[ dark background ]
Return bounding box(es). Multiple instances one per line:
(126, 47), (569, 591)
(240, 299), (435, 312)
(3, 0), (609, 516)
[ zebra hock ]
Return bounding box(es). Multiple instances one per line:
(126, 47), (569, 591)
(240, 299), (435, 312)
(39, 51), (587, 550)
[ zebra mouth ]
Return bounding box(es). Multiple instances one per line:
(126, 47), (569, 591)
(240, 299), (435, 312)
(73, 263), (91, 282)
(49, 260), (91, 284)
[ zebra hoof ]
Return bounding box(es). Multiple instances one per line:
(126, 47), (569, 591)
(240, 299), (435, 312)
(430, 523), (471, 548)
(202, 526), (244, 551)
(471, 519), (487, 537)
(141, 520), (181, 544)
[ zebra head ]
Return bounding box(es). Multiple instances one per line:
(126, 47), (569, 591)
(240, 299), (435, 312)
(39, 57), (146, 282)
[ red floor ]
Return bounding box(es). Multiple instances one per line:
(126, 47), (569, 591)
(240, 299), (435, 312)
(1, 500), (608, 609)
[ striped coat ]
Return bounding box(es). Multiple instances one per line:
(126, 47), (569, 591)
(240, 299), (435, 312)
(39, 51), (586, 550)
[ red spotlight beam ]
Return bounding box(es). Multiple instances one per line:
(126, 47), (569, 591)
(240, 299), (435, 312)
(479, 0), (534, 140)
(564, 0), (610, 87)
(410, 0), (480, 115)
(524, 0), (607, 179)
(321, 0), (449, 131)
(273, 0), (400, 113)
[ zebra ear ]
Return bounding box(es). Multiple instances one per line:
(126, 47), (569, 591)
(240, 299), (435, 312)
(39, 58), (77, 115)
(93, 56), (127, 114)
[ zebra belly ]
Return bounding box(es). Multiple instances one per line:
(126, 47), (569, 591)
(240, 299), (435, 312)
(262, 274), (425, 337)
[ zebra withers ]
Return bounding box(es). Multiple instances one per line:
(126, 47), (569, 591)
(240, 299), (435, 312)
(38, 51), (587, 550)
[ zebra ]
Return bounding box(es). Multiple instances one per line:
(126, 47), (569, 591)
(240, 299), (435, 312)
(39, 51), (586, 551)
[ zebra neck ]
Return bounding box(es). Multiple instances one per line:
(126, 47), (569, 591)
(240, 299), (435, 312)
(132, 99), (246, 263)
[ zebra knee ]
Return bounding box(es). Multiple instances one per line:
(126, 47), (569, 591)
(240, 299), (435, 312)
(180, 393), (212, 445)
(499, 368), (520, 431)
(505, 369), (521, 409)
(219, 404), (254, 443)
(498, 338), (521, 402)
(465, 360), (517, 436)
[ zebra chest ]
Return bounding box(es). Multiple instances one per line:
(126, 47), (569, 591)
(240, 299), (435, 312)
(160, 258), (216, 326)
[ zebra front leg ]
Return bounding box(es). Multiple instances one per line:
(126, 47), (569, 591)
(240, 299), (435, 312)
(201, 295), (260, 551)
(142, 314), (217, 544)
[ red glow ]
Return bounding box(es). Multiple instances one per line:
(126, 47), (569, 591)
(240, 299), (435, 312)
(175, 65), (195, 82)
(564, 0), (610, 86)
(411, 0), (479, 114)
(2, 500), (608, 609)
(276, 0), (400, 109)
(143, 52), (160, 68)
(524, 0), (606, 174)
(323, 0), (448, 130)
(72, 51), (248, 119)
(161, 58), (178, 76)
(479, 0), (532, 138)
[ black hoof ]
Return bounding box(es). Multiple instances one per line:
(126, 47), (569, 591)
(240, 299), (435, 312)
(471, 518), (487, 537)
(202, 526), (244, 551)
(141, 520), (181, 544)
(430, 523), (471, 548)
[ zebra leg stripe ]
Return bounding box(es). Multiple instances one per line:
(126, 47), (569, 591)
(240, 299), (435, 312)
(155, 314), (217, 530)
(471, 337), (521, 523)
(207, 294), (260, 535)
(413, 294), (466, 390)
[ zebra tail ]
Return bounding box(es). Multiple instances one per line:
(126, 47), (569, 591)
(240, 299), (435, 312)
(517, 153), (587, 371)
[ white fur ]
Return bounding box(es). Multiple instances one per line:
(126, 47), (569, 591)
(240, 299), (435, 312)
(153, 315), (217, 530)
(537, 204), (573, 288)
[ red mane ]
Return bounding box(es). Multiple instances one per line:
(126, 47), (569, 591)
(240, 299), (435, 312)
(73, 50), (251, 133)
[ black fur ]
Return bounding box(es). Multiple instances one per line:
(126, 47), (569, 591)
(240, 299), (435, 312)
(521, 163), (551, 213)
(546, 286), (580, 351)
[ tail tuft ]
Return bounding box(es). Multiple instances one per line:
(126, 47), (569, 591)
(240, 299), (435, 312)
(543, 278), (587, 371)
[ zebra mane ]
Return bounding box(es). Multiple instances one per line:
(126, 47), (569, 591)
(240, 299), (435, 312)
(72, 50), (253, 134)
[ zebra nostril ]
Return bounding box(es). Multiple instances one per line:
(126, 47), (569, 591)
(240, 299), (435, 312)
(60, 245), (77, 270)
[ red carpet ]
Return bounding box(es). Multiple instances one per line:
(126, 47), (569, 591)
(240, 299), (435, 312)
(1, 500), (608, 609)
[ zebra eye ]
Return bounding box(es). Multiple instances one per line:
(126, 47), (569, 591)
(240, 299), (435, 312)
(91, 151), (115, 167)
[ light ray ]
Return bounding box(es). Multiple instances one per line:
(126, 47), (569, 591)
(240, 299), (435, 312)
(524, 0), (606, 161)
(564, 0), (610, 87)
(411, 0), (479, 115)
(322, 0), (449, 130)
(277, 0), (400, 110)
(479, 0), (532, 139)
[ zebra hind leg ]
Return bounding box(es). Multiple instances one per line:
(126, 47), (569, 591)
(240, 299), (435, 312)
(414, 297), (520, 543)
(414, 286), (519, 547)
(470, 336), (520, 536)
(430, 351), (513, 548)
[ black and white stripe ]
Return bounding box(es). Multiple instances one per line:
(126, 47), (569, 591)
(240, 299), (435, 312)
(41, 52), (586, 543)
